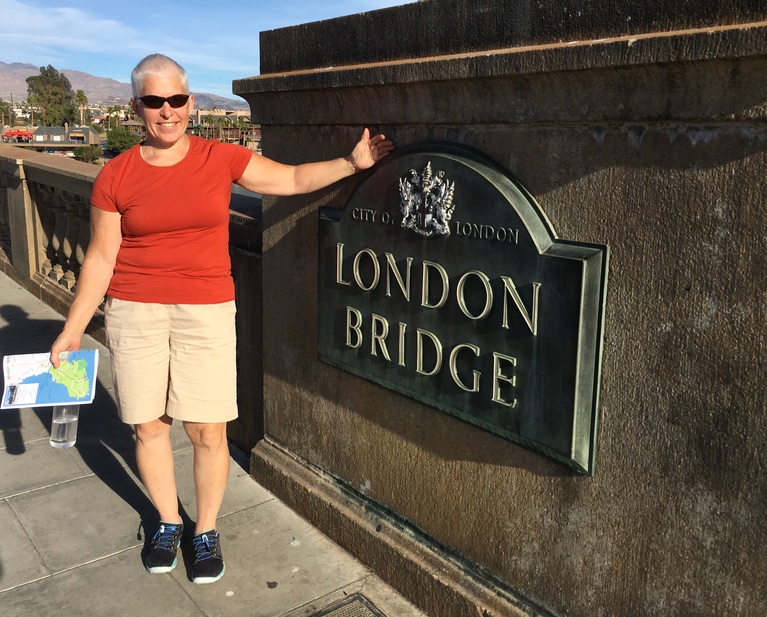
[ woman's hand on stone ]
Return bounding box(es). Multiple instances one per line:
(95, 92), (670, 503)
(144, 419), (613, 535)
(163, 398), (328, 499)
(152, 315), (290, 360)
(348, 128), (394, 172)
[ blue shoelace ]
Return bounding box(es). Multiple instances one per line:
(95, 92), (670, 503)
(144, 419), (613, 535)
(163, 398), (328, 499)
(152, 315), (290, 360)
(193, 532), (219, 562)
(151, 524), (181, 551)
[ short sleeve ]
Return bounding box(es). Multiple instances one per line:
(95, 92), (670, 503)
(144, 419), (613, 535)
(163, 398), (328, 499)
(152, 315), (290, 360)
(90, 159), (118, 212)
(213, 141), (253, 183)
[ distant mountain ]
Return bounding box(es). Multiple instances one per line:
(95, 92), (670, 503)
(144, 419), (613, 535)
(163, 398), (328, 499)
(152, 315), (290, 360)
(0, 61), (249, 111)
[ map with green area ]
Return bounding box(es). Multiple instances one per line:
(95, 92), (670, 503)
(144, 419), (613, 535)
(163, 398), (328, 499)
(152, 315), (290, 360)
(2, 350), (99, 409)
(51, 359), (92, 400)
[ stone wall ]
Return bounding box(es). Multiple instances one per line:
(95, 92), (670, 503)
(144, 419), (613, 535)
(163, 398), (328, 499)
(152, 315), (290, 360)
(234, 2), (767, 615)
(260, 0), (765, 72)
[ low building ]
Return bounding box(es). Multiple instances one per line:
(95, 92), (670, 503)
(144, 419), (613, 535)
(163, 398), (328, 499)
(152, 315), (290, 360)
(1, 127), (34, 143)
(12, 125), (104, 155)
(66, 126), (102, 144)
(120, 119), (146, 139)
(29, 126), (101, 145)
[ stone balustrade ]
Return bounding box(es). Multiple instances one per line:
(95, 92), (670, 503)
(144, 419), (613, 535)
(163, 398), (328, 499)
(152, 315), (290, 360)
(0, 144), (263, 449)
(0, 147), (99, 310)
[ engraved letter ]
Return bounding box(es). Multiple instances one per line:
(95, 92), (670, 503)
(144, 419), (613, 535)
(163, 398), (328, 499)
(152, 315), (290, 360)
(416, 328), (443, 376)
(502, 277), (541, 335)
(346, 307), (363, 349)
(398, 322), (407, 367)
(385, 252), (412, 301)
(353, 248), (380, 291)
(336, 243), (351, 286)
(421, 260), (449, 309)
(492, 352), (518, 408)
(371, 313), (391, 361)
(449, 343), (481, 393)
(457, 270), (493, 320)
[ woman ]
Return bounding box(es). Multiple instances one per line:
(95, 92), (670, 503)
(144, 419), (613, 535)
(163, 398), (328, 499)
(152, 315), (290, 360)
(49, 53), (393, 584)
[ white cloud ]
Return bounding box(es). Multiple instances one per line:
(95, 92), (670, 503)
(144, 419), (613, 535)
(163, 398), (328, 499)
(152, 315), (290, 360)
(1, 0), (418, 97)
(2, 2), (142, 53)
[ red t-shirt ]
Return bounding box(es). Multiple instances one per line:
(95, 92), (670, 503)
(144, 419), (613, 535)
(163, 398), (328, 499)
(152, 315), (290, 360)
(90, 136), (252, 304)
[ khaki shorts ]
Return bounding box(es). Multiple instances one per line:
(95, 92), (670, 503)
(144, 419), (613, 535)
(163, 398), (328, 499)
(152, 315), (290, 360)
(104, 298), (238, 425)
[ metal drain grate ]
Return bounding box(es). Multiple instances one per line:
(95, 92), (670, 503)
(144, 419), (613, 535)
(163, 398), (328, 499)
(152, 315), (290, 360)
(311, 593), (386, 617)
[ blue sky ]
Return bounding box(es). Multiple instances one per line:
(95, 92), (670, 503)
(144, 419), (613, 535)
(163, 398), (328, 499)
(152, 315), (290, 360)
(1, 0), (411, 97)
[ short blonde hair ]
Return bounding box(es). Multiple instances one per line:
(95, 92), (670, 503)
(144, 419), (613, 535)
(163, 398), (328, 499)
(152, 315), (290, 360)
(131, 54), (189, 96)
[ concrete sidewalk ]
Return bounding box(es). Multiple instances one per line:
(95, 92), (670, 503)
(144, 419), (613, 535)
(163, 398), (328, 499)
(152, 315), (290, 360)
(0, 274), (424, 617)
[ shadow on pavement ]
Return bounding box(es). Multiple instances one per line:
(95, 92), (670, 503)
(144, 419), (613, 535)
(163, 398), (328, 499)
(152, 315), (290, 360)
(0, 408), (24, 455)
(0, 302), (161, 534)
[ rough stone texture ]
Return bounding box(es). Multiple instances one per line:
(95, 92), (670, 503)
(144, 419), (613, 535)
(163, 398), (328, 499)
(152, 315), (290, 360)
(258, 0), (767, 74)
(228, 211), (265, 449)
(240, 5), (767, 616)
(252, 438), (547, 617)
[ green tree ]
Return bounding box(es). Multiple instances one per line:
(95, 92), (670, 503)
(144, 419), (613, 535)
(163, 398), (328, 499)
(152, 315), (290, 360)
(0, 99), (11, 126)
(236, 116), (251, 145)
(107, 105), (124, 129)
(75, 89), (88, 125)
(25, 94), (37, 125)
(204, 114), (214, 139)
(218, 116), (231, 140)
(73, 144), (103, 163)
(25, 65), (77, 127)
(106, 125), (141, 153)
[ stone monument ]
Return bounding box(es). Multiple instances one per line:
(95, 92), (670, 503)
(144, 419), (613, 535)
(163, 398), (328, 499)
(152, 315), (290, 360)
(234, 1), (767, 615)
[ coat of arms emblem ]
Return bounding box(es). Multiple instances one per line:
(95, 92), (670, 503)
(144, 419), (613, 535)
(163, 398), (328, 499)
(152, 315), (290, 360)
(399, 162), (456, 237)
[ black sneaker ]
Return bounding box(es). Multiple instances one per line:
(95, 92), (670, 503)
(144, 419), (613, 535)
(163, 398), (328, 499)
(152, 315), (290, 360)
(144, 521), (183, 574)
(191, 529), (225, 584)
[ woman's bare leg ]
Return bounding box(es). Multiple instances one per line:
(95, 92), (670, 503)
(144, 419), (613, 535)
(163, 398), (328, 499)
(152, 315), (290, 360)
(183, 421), (229, 533)
(134, 415), (180, 523)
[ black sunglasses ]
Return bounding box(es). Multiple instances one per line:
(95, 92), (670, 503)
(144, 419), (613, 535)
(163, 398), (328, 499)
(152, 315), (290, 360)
(137, 94), (190, 109)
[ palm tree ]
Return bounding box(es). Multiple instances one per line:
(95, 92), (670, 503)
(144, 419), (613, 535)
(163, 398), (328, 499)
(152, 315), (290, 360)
(218, 116), (232, 140)
(204, 114), (214, 139)
(107, 105), (123, 130)
(236, 116), (249, 145)
(75, 89), (88, 125)
(26, 94), (37, 125)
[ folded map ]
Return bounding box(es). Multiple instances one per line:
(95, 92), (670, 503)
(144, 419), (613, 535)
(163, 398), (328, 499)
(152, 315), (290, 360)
(2, 350), (99, 409)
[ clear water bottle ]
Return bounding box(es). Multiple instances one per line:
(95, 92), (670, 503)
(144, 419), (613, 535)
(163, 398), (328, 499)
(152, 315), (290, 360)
(50, 405), (79, 448)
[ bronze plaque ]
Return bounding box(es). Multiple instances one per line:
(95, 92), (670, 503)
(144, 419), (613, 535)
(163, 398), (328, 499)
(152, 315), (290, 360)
(318, 142), (608, 474)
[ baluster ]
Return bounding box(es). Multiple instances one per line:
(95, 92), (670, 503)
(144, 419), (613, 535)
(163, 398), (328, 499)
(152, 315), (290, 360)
(59, 191), (81, 291)
(74, 195), (90, 290)
(31, 183), (56, 277)
(47, 190), (68, 283)
(72, 196), (91, 296)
